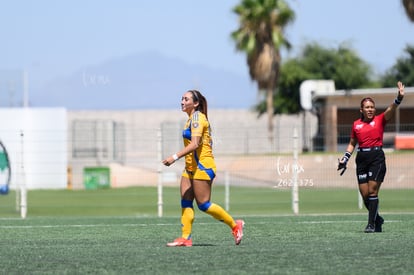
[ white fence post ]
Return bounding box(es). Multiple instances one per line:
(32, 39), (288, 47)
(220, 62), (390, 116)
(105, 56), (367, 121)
(224, 171), (230, 211)
(20, 130), (27, 219)
(292, 127), (299, 215)
(157, 128), (163, 217)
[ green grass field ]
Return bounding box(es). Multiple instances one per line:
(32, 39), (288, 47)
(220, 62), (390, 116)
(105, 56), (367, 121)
(1, 187), (414, 274)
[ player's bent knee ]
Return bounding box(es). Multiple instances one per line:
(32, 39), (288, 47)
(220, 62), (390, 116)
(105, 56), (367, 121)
(198, 201), (211, 212)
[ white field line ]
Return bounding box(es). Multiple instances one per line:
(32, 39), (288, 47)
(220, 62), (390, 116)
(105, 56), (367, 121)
(298, 220), (402, 224)
(0, 219), (404, 229)
(0, 223), (172, 229)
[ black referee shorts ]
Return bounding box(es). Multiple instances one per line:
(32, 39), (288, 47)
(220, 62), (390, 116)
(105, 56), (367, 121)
(355, 148), (386, 184)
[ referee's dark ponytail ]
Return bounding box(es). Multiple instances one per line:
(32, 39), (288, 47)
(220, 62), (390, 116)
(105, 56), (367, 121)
(189, 90), (208, 120)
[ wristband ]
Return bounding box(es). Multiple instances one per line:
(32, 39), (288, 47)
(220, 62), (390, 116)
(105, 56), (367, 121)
(341, 151), (352, 163)
(172, 154), (179, 161)
(394, 98), (401, 105)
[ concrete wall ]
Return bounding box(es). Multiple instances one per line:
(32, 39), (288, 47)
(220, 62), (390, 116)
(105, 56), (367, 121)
(67, 109), (317, 189)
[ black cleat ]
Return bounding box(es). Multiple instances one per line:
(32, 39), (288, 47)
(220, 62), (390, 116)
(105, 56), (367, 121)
(364, 224), (375, 233)
(375, 216), (384, 232)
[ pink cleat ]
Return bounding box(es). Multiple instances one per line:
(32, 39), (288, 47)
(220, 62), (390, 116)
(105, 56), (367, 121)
(232, 220), (245, 245)
(166, 237), (193, 247)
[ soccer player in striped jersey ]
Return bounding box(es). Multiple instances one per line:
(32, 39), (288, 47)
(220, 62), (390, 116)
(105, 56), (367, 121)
(163, 90), (244, 246)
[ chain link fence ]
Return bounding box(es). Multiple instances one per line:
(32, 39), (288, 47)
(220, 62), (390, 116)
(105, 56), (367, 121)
(67, 116), (414, 190)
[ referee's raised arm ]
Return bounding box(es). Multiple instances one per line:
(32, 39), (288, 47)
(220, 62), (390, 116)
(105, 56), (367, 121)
(384, 81), (405, 121)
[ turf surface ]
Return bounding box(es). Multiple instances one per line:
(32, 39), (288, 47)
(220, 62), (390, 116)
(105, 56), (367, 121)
(1, 187), (413, 217)
(1, 215), (414, 274)
(1, 187), (413, 274)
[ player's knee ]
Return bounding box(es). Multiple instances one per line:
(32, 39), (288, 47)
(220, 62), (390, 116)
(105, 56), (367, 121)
(198, 201), (211, 212)
(181, 199), (193, 208)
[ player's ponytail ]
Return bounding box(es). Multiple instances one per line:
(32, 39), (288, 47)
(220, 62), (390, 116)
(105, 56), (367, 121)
(189, 90), (208, 119)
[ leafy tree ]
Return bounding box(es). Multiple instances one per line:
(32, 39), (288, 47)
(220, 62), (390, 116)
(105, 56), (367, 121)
(254, 43), (374, 115)
(300, 44), (373, 89)
(231, 0), (295, 139)
(403, 0), (414, 22)
(254, 59), (311, 114)
(381, 45), (414, 87)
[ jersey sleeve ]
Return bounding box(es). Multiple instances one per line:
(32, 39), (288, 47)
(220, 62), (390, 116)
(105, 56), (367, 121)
(380, 112), (387, 126)
(190, 112), (206, 137)
(350, 121), (356, 139)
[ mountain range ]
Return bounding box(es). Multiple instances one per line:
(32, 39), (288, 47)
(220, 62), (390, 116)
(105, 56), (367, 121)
(31, 51), (258, 110)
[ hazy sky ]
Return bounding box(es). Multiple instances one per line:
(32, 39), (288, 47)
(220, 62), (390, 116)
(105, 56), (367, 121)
(1, 0), (413, 85)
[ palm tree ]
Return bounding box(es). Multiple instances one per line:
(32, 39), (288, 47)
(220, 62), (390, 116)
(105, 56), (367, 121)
(403, 0), (414, 22)
(231, 0), (295, 141)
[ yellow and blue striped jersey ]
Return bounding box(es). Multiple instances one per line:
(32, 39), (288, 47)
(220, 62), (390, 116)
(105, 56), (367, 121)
(182, 111), (216, 179)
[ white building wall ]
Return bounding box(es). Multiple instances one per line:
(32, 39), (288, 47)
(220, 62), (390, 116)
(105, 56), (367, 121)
(0, 108), (67, 189)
